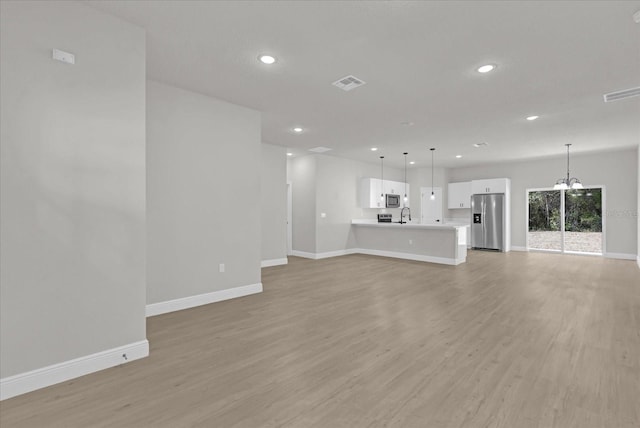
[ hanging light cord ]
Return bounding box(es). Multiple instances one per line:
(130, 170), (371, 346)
(403, 152), (408, 199)
(430, 148), (435, 197)
(380, 156), (384, 199)
(566, 144), (571, 182)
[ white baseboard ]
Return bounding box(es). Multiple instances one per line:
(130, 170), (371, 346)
(523, 249), (636, 261)
(511, 246), (528, 252)
(605, 252), (637, 261)
(291, 249), (356, 260)
(291, 250), (316, 259)
(353, 248), (463, 265)
(1, 340), (148, 401)
(292, 248), (460, 265)
(146, 283), (263, 317)
(261, 258), (288, 268)
(315, 249), (357, 259)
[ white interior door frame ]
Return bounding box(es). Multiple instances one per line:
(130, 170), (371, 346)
(287, 181), (293, 255)
(420, 186), (442, 223)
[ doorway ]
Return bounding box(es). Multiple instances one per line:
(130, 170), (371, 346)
(526, 187), (604, 255)
(421, 187), (442, 223)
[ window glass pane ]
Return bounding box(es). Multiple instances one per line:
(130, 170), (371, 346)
(528, 190), (562, 251)
(564, 188), (602, 254)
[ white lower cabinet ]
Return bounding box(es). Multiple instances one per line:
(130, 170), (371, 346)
(448, 182), (472, 209)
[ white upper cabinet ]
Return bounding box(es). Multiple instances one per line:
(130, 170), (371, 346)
(386, 180), (410, 207)
(384, 180), (404, 196)
(361, 178), (384, 208)
(360, 178), (410, 208)
(448, 181), (472, 209)
(471, 178), (510, 194)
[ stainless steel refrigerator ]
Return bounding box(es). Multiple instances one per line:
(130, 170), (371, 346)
(471, 194), (504, 251)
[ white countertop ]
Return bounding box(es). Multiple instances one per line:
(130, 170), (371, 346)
(351, 219), (469, 230)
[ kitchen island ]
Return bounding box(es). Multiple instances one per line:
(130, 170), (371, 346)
(351, 219), (467, 265)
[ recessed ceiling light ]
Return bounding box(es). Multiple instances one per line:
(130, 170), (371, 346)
(292, 127), (303, 133)
(286, 152), (293, 156)
(309, 146), (332, 153)
(477, 64), (496, 73)
(473, 142), (489, 148)
(456, 155), (462, 158)
(370, 147), (378, 151)
(258, 54), (276, 64)
(526, 115), (539, 121)
(409, 161), (415, 165)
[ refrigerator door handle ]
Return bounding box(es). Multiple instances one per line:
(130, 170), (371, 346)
(482, 198), (486, 248)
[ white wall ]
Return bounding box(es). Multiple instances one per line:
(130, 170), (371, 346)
(146, 80), (261, 305)
(289, 154), (403, 255)
(261, 143), (287, 263)
(290, 155), (317, 253)
(407, 167), (449, 222)
(316, 155), (403, 253)
(449, 148), (638, 257)
(0, 0), (146, 378)
(637, 145), (640, 267)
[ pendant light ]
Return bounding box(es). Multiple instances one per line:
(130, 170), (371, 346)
(430, 148), (436, 200)
(553, 144), (583, 189)
(380, 156), (385, 200)
(403, 152), (408, 204)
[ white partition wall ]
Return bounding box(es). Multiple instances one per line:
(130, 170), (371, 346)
(146, 81), (262, 314)
(1, 1), (147, 399)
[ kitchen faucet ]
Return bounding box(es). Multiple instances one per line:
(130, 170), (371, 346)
(400, 207), (411, 224)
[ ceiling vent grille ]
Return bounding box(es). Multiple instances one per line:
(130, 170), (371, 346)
(603, 87), (640, 102)
(309, 146), (332, 153)
(332, 75), (366, 91)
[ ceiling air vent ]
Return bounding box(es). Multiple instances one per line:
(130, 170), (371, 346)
(309, 146), (332, 153)
(332, 75), (366, 91)
(603, 87), (640, 102)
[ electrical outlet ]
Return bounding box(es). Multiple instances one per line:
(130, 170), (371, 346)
(409, 239), (413, 245)
(219, 263), (225, 273)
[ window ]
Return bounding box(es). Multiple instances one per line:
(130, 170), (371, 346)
(527, 187), (604, 255)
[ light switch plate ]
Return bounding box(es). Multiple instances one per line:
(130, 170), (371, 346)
(52, 49), (75, 65)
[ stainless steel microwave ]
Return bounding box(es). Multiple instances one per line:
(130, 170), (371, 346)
(385, 193), (400, 208)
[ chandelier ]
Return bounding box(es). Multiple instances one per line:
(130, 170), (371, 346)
(553, 144), (583, 190)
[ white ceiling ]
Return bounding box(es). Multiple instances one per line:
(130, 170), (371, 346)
(87, 0), (640, 168)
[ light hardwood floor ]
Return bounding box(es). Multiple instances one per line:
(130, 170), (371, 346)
(1, 252), (639, 427)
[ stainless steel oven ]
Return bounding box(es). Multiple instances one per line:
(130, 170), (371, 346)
(377, 213), (392, 223)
